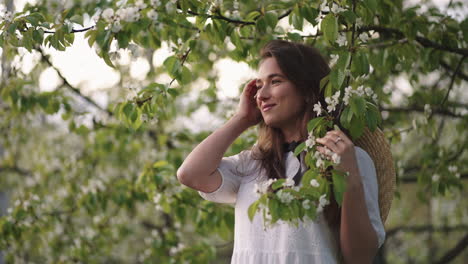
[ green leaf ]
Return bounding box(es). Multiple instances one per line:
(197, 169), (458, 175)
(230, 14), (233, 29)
(324, 81), (333, 98)
(153, 160), (169, 168)
(320, 75), (329, 92)
(264, 12), (278, 30)
(245, 11), (261, 21)
(351, 51), (369, 76)
(349, 96), (367, 117)
(307, 116), (325, 132)
(69, 14), (83, 26)
(180, 66), (192, 84)
(348, 115), (365, 140)
(268, 198), (280, 223)
(366, 102), (382, 130)
(294, 142), (306, 156)
(272, 179), (285, 190)
(287, 32), (302, 42)
(321, 14), (338, 44)
(163, 56), (181, 77)
(339, 106), (353, 128)
(301, 6), (319, 25)
(332, 170), (347, 206)
(248, 200), (259, 221)
(32, 28), (44, 44)
(330, 69), (345, 90)
(364, 0), (378, 13)
(341, 10), (356, 25)
(291, 6), (304, 31)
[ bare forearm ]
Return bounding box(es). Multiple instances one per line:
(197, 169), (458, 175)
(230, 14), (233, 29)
(177, 114), (250, 183)
(340, 170), (378, 263)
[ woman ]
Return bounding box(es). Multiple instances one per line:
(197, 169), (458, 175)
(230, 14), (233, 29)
(177, 40), (386, 263)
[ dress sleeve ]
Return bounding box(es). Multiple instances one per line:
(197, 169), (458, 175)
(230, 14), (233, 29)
(355, 147), (386, 248)
(197, 150), (247, 204)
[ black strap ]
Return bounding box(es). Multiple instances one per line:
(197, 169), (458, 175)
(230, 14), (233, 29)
(283, 141), (304, 186)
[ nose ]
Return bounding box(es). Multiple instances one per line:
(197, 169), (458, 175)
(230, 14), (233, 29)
(256, 84), (271, 107)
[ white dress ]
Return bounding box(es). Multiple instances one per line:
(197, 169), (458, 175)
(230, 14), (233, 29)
(198, 146), (386, 264)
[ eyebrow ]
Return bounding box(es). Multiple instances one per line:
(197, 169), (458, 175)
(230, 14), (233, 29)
(256, 73), (286, 85)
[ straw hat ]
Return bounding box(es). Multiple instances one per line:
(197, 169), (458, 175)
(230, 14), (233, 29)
(354, 127), (396, 224)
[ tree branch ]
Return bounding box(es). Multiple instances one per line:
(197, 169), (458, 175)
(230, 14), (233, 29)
(441, 60), (468, 82)
(360, 26), (468, 56)
(43, 25), (95, 34)
(387, 224), (468, 237)
(434, 233), (468, 264)
(37, 47), (113, 116)
(380, 106), (465, 118)
(399, 173), (467, 184)
(440, 55), (467, 108)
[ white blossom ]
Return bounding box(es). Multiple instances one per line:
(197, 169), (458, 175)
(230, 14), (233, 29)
(147, 9), (158, 20)
(359, 32), (369, 42)
(310, 179), (320, 187)
(153, 193), (162, 203)
(331, 152), (341, 164)
(324, 90), (340, 112)
(320, 1), (330, 12)
(365, 87), (374, 97)
(276, 190), (294, 204)
(315, 14), (322, 25)
(330, 3), (346, 13)
(329, 54), (339, 67)
(424, 104), (432, 116)
(336, 33), (347, 46)
(316, 158), (324, 168)
(319, 194), (329, 207)
(116, 6), (140, 22)
(313, 101), (323, 116)
(165, 1), (176, 13)
(111, 21), (122, 32)
(372, 94), (378, 102)
(283, 178), (295, 187)
(302, 199), (311, 210)
(356, 85), (365, 96)
(101, 8), (115, 22)
(151, 0), (161, 6)
(2, 10), (14, 22)
(412, 119), (418, 130)
(355, 17), (364, 27)
(135, 0), (147, 9)
(306, 136), (316, 149)
(448, 165), (458, 173)
(432, 174), (440, 182)
(110, 51), (120, 60)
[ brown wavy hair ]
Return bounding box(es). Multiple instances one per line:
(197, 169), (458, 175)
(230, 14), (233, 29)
(251, 39), (351, 248)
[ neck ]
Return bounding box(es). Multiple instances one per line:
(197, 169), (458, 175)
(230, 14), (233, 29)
(281, 119), (304, 143)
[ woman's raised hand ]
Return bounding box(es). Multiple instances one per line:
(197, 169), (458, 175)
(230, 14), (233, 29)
(235, 79), (262, 127)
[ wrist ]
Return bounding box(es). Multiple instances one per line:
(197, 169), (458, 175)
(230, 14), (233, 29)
(231, 114), (254, 129)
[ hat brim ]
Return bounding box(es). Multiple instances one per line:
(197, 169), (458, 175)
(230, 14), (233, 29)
(355, 127), (396, 224)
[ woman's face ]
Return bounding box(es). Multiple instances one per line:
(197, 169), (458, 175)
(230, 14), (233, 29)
(255, 57), (305, 130)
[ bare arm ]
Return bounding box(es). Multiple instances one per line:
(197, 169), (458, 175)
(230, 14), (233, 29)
(340, 168), (379, 264)
(177, 79), (261, 193)
(176, 115), (251, 192)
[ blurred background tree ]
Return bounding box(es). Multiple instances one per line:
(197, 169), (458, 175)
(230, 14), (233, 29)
(0, 0), (466, 263)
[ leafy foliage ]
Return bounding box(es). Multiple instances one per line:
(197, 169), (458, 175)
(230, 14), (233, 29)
(0, 0), (467, 263)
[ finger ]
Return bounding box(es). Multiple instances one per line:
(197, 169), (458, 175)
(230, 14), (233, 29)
(326, 130), (352, 145)
(316, 136), (340, 153)
(324, 133), (345, 145)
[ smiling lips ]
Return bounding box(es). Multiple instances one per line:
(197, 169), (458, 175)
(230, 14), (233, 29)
(262, 104), (276, 112)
